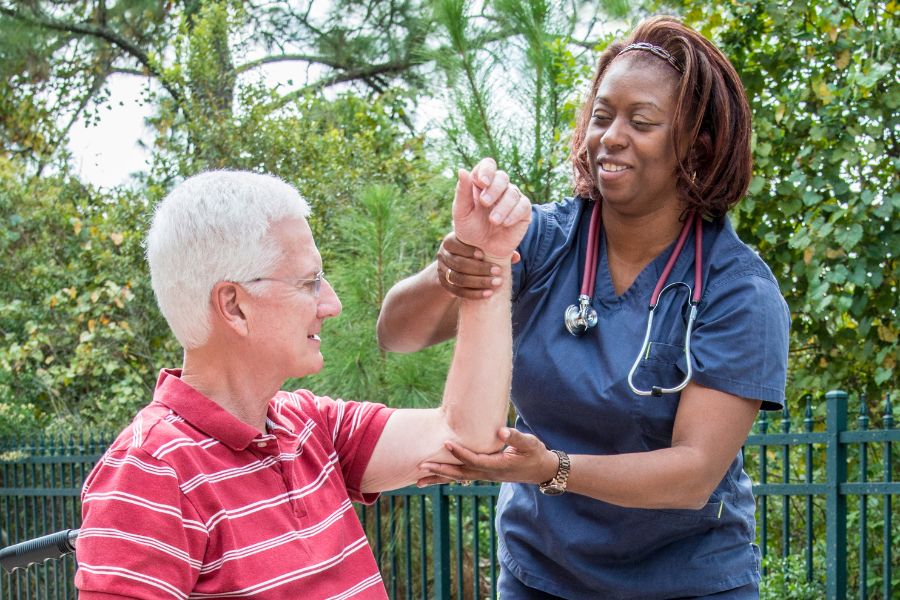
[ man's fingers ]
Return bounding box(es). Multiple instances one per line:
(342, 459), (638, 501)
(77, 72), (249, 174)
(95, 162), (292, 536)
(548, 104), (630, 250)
(452, 169), (475, 220)
(504, 193), (532, 227)
(470, 158), (497, 190)
(479, 170), (510, 207)
(488, 184), (522, 225)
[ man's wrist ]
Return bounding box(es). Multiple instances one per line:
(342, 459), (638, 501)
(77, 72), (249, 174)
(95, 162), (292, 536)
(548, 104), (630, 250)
(480, 252), (513, 266)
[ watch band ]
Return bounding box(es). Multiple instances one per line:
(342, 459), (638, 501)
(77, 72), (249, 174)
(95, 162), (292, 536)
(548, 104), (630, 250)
(538, 449), (570, 496)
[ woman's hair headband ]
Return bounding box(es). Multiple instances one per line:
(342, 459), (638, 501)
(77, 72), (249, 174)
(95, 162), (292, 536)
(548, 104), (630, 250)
(617, 42), (683, 73)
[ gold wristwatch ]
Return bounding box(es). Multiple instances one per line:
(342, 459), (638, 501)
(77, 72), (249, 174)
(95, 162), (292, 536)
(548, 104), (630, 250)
(538, 449), (570, 496)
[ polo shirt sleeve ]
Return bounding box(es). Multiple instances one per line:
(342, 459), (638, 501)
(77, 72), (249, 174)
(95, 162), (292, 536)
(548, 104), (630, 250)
(75, 447), (206, 599)
(302, 393), (394, 503)
(690, 272), (790, 410)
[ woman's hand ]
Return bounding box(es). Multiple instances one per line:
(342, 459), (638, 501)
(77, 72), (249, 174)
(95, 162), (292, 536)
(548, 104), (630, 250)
(436, 232), (520, 300)
(416, 427), (559, 487)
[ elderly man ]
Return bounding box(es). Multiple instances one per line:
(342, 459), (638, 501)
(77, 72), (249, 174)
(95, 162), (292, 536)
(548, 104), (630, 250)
(74, 165), (529, 599)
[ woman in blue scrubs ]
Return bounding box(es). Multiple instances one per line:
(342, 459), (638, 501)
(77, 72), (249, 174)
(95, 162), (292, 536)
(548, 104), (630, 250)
(377, 16), (790, 599)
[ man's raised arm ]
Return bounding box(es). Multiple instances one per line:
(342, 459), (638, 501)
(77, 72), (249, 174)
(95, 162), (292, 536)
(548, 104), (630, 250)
(361, 160), (530, 492)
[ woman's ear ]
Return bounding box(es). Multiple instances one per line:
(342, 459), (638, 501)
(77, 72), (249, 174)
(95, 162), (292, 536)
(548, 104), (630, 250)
(211, 281), (249, 337)
(690, 131), (712, 174)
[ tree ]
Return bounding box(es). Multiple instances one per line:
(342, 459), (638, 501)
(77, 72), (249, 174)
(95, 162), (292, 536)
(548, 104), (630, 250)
(0, 157), (171, 432)
(430, 0), (616, 201)
(0, 1), (610, 175)
(648, 0), (898, 402)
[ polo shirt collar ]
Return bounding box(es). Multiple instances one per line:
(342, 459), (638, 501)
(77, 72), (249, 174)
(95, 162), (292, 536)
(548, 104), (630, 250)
(152, 368), (264, 451)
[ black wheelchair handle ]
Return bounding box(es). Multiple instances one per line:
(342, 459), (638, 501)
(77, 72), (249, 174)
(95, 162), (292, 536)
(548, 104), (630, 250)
(0, 529), (79, 572)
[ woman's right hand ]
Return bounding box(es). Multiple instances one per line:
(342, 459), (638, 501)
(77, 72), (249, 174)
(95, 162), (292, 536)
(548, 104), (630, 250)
(416, 427), (560, 487)
(437, 232), (520, 299)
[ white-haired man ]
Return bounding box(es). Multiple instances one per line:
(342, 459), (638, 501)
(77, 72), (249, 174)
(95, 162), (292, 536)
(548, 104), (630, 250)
(74, 164), (529, 599)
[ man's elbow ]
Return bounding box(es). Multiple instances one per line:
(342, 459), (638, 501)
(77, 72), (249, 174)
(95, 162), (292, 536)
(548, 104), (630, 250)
(443, 412), (507, 454)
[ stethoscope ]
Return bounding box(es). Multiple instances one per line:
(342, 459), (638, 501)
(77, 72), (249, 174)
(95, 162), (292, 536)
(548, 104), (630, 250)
(563, 201), (703, 397)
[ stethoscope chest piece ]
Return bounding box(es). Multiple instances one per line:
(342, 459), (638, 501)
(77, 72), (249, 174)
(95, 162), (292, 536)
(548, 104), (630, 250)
(564, 294), (598, 336)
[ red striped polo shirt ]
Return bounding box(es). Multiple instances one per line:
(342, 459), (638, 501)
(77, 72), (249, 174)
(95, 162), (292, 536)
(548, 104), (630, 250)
(75, 369), (393, 599)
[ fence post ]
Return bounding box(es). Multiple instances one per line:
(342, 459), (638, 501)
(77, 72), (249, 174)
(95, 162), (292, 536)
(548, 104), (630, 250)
(430, 485), (450, 599)
(825, 390), (847, 600)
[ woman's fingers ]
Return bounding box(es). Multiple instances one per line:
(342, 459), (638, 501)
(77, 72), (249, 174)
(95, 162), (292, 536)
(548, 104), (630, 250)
(440, 249), (499, 278)
(437, 258), (498, 298)
(501, 427), (545, 452)
(415, 474), (456, 487)
(417, 462), (474, 481)
(443, 441), (489, 466)
(442, 232), (483, 259)
(436, 231), (503, 298)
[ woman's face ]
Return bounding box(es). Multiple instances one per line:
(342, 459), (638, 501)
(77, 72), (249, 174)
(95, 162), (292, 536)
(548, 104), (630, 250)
(586, 56), (681, 216)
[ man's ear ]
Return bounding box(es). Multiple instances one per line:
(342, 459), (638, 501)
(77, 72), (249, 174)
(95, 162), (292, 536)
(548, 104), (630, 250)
(211, 281), (249, 337)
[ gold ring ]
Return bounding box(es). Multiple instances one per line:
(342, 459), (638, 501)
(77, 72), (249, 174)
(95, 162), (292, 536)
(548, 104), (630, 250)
(445, 268), (454, 285)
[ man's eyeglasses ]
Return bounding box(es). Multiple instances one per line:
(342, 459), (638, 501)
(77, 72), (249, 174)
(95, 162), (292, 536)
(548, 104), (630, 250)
(239, 271), (326, 298)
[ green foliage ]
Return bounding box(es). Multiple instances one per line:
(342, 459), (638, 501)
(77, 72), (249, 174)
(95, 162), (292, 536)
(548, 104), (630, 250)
(652, 0), (899, 406)
(298, 183), (455, 407)
(760, 553), (826, 600)
(0, 158), (179, 431)
(432, 0), (595, 202)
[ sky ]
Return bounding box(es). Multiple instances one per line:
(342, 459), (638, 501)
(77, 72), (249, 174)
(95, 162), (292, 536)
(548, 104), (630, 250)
(67, 75), (154, 189)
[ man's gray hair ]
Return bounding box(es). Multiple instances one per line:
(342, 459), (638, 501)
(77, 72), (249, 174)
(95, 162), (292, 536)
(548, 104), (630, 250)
(146, 170), (311, 349)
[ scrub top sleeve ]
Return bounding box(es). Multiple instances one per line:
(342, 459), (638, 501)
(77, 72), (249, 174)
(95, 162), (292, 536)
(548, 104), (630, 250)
(690, 273), (790, 410)
(512, 204), (549, 298)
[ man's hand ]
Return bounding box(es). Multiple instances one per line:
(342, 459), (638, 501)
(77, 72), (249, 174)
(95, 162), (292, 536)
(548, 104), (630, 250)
(453, 158), (531, 260)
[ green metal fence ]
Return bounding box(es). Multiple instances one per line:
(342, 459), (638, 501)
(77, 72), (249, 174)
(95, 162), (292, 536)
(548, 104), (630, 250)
(743, 390), (898, 599)
(1, 389), (897, 599)
(0, 432), (112, 600)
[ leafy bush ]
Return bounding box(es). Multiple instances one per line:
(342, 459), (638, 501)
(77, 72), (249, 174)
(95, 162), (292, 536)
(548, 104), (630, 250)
(760, 554), (826, 600)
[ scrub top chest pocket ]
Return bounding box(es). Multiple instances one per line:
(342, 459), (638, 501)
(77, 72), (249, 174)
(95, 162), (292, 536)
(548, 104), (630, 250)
(628, 340), (685, 448)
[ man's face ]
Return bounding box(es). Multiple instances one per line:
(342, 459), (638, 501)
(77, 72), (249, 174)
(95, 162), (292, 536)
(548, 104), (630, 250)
(243, 218), (342, 381)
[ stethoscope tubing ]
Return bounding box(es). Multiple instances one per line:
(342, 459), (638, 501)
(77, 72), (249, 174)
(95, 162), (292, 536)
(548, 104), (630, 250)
(564, 201), (704, 396)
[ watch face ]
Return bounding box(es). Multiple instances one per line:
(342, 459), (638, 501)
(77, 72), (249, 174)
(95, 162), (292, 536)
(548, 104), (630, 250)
(540, 484), (565, 496)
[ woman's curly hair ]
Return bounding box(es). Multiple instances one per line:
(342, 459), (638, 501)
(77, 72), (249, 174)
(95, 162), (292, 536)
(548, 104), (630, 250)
(570, 16), (752, 218)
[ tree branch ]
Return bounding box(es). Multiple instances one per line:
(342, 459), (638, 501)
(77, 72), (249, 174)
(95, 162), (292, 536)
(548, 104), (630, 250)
(235, 53), (353, 75)
(111, 67), (150, 77)
(0, 6), (183, 105)
(266, 58), (424, 112)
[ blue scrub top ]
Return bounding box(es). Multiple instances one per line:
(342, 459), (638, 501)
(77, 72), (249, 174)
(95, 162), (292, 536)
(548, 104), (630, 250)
(501, 197), (790, 599)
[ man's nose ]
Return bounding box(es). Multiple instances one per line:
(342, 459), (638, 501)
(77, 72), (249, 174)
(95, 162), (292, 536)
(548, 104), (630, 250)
(318, 278), (342, 319)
